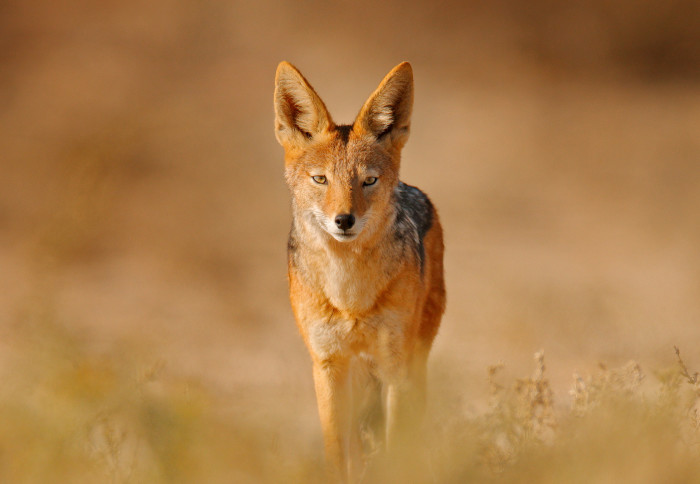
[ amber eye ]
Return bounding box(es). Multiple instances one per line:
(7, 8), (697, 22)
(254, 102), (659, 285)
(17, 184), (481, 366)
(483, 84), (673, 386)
(363, 176), (378, 186)
(312, 175), (327, 184)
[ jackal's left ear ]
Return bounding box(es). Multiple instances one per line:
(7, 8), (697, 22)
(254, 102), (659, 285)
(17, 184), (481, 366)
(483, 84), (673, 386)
(354, 62), (413, 150)
(274, 61), (333, 151)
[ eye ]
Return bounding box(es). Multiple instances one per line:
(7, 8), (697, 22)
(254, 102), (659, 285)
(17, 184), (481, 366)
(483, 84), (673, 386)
(363, 176), (378, 186)
(312, 175), (327, 185)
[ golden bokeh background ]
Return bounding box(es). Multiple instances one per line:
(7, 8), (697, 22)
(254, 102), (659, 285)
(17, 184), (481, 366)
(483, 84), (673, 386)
(1, 0), (699, 481)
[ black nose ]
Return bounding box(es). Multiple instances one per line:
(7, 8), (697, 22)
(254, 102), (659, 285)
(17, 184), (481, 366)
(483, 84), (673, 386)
(335, 213), (355, 231)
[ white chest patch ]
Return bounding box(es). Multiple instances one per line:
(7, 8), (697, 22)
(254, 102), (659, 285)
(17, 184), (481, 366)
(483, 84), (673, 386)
(324, 256), (376, 312)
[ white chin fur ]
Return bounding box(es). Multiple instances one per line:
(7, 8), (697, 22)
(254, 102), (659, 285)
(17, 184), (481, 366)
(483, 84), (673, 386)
(329, 232), (358, 242)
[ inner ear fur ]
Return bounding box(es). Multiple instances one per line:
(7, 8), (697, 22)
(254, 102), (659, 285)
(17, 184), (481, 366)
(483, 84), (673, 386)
(274, 61), (334, 150)
(354, 62), (414, 150)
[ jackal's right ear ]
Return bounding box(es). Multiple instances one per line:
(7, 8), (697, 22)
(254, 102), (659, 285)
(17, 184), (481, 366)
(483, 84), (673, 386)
(274, 62), (333, 151)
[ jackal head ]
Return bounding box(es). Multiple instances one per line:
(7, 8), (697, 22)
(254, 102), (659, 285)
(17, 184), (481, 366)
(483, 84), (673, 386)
(274, 61), (413, 243)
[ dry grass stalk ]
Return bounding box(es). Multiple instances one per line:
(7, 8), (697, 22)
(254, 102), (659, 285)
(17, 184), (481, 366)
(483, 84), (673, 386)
(674, 346), (700, 433)
(570, 360), (644, 416)
(481, 351), (557, 472)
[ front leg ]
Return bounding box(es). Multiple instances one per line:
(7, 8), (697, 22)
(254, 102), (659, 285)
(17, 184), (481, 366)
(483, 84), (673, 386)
(313, 358), (351, 483)
(386, 378), (417, 452)
(385, 355), (428, 450)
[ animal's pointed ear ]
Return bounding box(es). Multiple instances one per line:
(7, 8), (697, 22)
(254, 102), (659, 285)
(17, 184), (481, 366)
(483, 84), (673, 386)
(354, 62), (413, 150)
(274, 61), (333, 151)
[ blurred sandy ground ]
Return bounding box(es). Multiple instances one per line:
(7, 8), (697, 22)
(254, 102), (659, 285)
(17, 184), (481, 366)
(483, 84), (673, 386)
(1, 0), (699, 443)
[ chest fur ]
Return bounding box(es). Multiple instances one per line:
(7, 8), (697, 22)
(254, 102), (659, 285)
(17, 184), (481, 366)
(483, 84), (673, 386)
(299, 244), (393, 313)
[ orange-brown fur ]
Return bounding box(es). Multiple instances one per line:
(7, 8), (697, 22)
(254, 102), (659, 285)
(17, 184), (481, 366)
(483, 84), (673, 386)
(274, 61), (445, 483)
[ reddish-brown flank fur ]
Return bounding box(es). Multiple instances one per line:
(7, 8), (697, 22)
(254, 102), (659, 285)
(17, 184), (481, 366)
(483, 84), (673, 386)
(274, 61), (445, 483)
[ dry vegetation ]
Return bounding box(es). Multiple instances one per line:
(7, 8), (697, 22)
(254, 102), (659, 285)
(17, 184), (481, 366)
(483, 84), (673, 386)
(3, 322), (700, 482)
(1, 0), (699, 482)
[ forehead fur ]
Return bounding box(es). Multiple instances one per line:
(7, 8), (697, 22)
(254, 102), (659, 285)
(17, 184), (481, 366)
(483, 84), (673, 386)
(294, 129), (394, 177)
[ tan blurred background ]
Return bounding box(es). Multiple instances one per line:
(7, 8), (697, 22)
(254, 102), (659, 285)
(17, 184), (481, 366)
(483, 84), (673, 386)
(1, 0), (699, 462)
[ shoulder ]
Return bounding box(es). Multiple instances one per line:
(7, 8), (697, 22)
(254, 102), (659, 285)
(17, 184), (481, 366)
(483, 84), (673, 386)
(394, 181), (434, 238)
(392, 181), (435, 270)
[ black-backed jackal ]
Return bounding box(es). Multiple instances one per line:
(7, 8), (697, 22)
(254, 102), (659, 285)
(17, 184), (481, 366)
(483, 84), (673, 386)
(274, 61), (445, 482)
